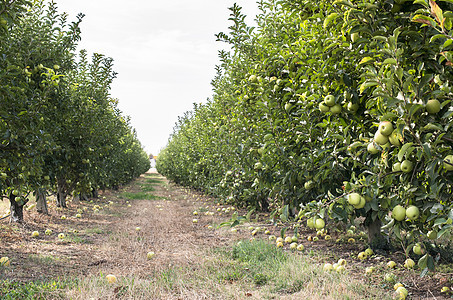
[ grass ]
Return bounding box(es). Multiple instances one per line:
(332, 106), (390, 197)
(139, 184), (155, 192)
(119, 192), (163, 201)
(0, 279), (76, 300)
(43, 239), (393, 299)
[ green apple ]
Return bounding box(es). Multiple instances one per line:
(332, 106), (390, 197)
(392, 162), (401, 172)
(304, 180), (314, 190)
(426, 99), (441, 114)
(404, 258), (415, 269)
(319, 102), (330, 112)
(413, 243), (424, 255)
(379, 121), (393, 136)
(251, 229), (258, 236)
(387, 260), (397, 268)
(276, 237), (284, 244)
(290, 242), (298, 250)
(106, 274), (117, 284)
(354, 196), (366, 209)
(307, 218), (314, 228)
(365, 266), (375, 275)
(374, 131), (389, 145)
(297, 244), (304, 251)
(384, 273), (396, 282)
(45, 229), (52, 235)
(441, 286), (450, 293)
(330, 104), (342, 114)
(269, 235), (276, 241)
(313, 236), (319, 241)
(324, 235), (331, 240)
(389, 130), (401, 146)
(351, 32), (359, 43)
(276, 241), (284, 248)
(291, 235), (298, 242)
(323, 263), (333, 271)
(31, 231), (39, 237)
(336, 265), (345, 273)
(392, 205), (406, 221)
(0, 257), (10, 267)
(347, 102), (359, 112)
(285, 102), (293, 112)
(338, 258), (347, 266)
(444, 155), (453, 171)
(12, 189), (19, 196)
(348, 193), (361, 206)
(427, 230), (437, 240)
(58, 233), (65, 239)
(254, 162), (263, 170)
(358, 252), (367, 260)
(135, 227), (141, 231)
(192, 219), (198, 224)
(248, 74), (258, 83)
(314, 218), (325, 229)
(405, 205), (420, 221)
(147, 251), (155, 259)
(364, 248), (373, 256)
(400, 160), (413, 173)
(367, 142), (379, 154)
(324, 95), (336, 107)
(285, 236), (292, 244)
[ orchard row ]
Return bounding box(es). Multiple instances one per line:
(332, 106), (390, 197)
(0, 1), (150, 222)
(157, 0), (453, 273)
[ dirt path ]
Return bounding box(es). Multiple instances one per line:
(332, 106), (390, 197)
(0, 169), (239, 283)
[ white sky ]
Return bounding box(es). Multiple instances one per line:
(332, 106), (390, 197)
(55, 1), (259, 156)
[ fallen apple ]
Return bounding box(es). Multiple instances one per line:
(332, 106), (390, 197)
(106, 274), (117, 284)
(404, 258), (415, 269)
(0, 257), (10, 267)
(147, 251), (155, 259)
(31, 231), (39, 237)
(323, 263), (333, 271)
(297, 244), (304, 251)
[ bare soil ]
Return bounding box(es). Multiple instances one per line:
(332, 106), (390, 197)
(0, 169), (451, 299)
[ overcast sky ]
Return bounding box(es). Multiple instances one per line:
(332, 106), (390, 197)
(55, 1), (259, 156)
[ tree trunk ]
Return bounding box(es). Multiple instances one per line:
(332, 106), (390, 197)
(36, 188), (48, 214)
(91, 189), (98, 198)
(56, 178), (67, 208)
(367, 218), (388, 249)
(9, 193), (26, 223)
(73, 193), (80, 205)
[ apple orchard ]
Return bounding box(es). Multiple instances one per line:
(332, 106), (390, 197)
(0, 2), (150, 222)
(157, 0), (453, 274)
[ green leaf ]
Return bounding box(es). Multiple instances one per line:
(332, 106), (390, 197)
(398, 143), (414, 162)
(323, 13), (339, 29)
(359, 57), (374, 65)
(246, 208), (255, 221)
(359, 81), (379, 94)
(382, 58), (397, 65)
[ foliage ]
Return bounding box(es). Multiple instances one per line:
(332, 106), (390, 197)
(0, 0), (150, 219)
(157, 0), (453, 272)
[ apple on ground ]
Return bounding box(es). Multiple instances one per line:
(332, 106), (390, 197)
(323, 263), (333, 271)
(106, 274), (117, 284)
(297, 244), (304, 251)
(404, 258), (415, 269)
(358, 252), (367, 260)
(31, 231), (39, 237)
(0, 257), (10, 267)
(58, 233), (65, 239)
(387, 261), (397, 268)
(364, 248), (373, 256)
(147, 251), (155, 259)
(290, 242), (297, 250)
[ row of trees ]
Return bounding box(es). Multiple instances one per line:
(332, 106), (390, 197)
(1, 1), (150, 222)
(157, 0), (453, 270)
